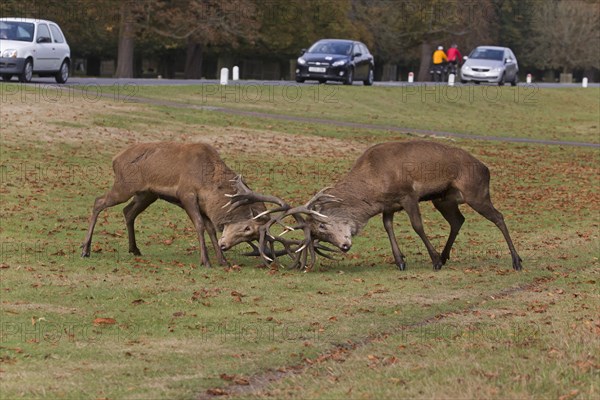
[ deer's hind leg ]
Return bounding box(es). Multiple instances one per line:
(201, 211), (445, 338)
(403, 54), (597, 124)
(432, 198), (465, 265)
(465, 192), (522, 271)
(123, 192), (158, 256)
(82, 185), (134, 257)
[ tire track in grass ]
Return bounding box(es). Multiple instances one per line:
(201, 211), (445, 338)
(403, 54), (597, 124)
(197, 276), (554, 399)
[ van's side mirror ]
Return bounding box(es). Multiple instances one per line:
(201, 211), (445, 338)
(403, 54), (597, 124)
(300, 48), (306, 55)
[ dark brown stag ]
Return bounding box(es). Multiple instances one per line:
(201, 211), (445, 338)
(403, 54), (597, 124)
(292, 141), (523, 271)
(81, 142), (287, 267)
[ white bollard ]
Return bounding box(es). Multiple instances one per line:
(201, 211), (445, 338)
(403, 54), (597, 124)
(232, 66), (239, 81)
(220, 68), (229, 85)
(582, 77), (588, 88)
(526, 74), (532, 84)
(408, 72), (414, 83)
(448, 73), (455, 86)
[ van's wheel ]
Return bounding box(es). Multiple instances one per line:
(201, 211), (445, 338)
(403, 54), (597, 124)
(1, 74), (13, 82)
(343, 68), (354, 85)
(19, 59), (33, 83)
(55, 60), (69, 84)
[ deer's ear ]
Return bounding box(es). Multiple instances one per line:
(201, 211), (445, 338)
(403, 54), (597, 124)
(312, 203), (323, 213)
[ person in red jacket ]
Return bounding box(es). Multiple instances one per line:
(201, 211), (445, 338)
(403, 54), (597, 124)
(446, 44), (462, 76)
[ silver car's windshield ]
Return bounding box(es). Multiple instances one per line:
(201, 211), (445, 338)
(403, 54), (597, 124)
(0, 21), (35, 42)
(470, 49), (504, 61)
(308, 42), (352, 56)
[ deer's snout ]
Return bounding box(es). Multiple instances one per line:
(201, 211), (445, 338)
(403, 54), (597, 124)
(218, 239), (230, 251)
(340, 242), (352, 253)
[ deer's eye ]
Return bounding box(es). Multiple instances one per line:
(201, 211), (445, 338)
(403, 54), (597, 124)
(318, 223), (327, 231)
(244, 226), (252, 232)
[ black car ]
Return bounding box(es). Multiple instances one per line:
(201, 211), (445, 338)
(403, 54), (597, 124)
(295, 39), (374, 85)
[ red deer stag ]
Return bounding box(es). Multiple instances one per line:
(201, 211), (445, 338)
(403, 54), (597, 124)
(292, 141), (523, 271)
(81, 142), (287, 267)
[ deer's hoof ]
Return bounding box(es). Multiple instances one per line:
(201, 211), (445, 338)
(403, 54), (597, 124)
(433, 262), (443, 271)
(513, 257), (523, 271)
(129, 248), (142, 256)
(396, 261), (406, 271)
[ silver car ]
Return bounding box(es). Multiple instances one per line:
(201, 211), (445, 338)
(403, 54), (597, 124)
(0, 18), (70, 83)
(460, 46), (518, 86)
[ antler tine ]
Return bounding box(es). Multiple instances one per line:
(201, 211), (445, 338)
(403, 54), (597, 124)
(305, 187), (341, 208)
(225, 175), (291, 211)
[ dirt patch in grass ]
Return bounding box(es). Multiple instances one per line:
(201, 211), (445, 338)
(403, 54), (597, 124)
(1, 93), (366, 160)
(202, 129), (366, 159)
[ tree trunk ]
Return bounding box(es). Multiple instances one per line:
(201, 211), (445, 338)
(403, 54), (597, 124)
(417, 42), (432, 82)
(114, 3), (135, 78)
(184, 39), (204, 79)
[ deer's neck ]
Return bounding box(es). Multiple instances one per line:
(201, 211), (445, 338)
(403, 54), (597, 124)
(325, 180), (383, 231)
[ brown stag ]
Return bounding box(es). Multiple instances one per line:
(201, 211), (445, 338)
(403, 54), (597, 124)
(291, 141), (523, 271)
(81, 142), (287, 267)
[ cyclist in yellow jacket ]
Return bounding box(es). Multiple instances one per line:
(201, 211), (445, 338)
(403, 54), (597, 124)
(431, 46), (448, 82)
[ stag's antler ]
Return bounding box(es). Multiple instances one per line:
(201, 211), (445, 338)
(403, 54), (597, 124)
(264, 187), (343, 270)
(223, 175), (289, 213)
(223, 177), (342, 270)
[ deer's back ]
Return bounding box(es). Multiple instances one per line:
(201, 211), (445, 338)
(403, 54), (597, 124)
(346, 141), (488, 198)
(112, 142), (235, 191)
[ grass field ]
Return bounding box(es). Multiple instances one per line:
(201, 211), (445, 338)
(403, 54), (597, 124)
(0, 81), (598, 399)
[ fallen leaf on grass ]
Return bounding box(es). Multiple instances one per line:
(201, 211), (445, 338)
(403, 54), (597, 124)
(219, 373), (235, 381)
(131, 299), (145, 305)
(558, 390), (579, 400)
(93, 318), (116, 326)
(233, 377), (250, 385)
(206, 388), (228, 396)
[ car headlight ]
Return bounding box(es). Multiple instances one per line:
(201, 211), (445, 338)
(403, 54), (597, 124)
(2, 49), (17, 58)
(297, 57), (306, 65)
(462, 66), (470, 71)
(332, 60), (346, 67)
(494, 67), (503, 72)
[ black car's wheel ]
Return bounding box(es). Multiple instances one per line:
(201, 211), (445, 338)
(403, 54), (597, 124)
(498, 73), (505, 86)
(19, 59), (33, 83)
(1, 74), (13, 82)
(363, 68), (374, 86)
(510, 74), (518, 87)
(343, 68), (354, 85)
(55, 60), (69, 84)
(474, 81), (480, 85)
(318, 79), (326, 84)
(295, 77), (305, 83)
(460, 79), (467, 84)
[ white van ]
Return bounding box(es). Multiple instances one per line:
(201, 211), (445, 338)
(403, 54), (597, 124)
(0, 18), (70, 83)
